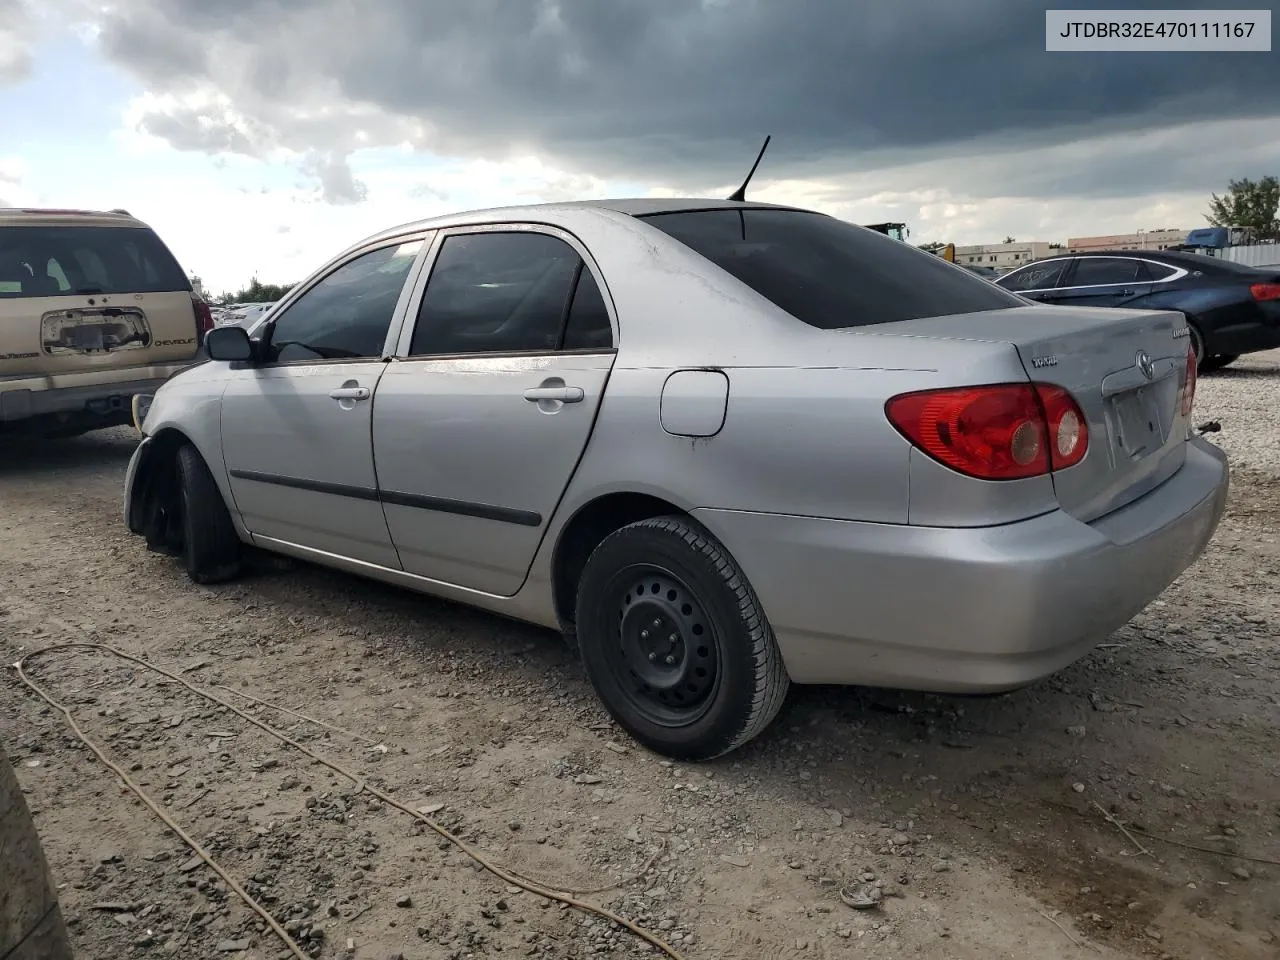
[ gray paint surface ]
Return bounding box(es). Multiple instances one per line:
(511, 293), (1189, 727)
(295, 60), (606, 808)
(129, 199), (1229, 692)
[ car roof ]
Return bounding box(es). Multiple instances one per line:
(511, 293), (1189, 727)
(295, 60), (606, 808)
(357, 197), (808, 247)
(1010, 247), (1253, 275)
(0, 207), (149, 229)
(1063, 249), (1223, 267)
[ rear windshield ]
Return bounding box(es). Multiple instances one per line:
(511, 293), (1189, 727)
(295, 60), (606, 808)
(638, 208), (1024, 329)
(0, 225), (190, 299)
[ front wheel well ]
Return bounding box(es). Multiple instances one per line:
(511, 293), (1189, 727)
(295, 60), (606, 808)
(129, 428), (196, 547)
(552, 493), (689, 632)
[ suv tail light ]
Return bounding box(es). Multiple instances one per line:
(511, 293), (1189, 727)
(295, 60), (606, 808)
(1250, 282), (1280, 302)
(885, 383), (1089, 481)
(192, 297), (214, 342)
(1180, 343), (1197, 416)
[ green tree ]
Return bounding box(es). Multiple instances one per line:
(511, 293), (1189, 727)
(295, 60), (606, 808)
(1206, 176), (1279, 240)
(1003, 235), (1016, 244)
(216, 278), (296, 304)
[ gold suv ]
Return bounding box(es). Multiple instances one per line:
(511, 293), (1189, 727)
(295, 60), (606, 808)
(1, 208), (212, 438)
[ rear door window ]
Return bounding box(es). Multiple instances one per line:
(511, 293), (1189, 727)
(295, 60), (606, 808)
(1067, 257), (1148, 287)
(999, 260), (1070, 292)
(409, 231), (584, 355)
(562, 267), (614, 350)
(638, 208), (1025, 329)
(0, 226), (190, 298)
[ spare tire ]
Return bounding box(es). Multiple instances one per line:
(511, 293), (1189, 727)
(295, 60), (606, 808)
(1, 740), (75, 960)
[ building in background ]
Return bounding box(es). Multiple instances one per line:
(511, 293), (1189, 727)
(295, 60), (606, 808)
(1066, 228), (1187, 253)
(953, 241), (1064, 273)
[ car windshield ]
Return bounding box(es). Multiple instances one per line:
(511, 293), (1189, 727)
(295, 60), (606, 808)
(638, 208), (1025, 329)
(0, 225), (189, 299)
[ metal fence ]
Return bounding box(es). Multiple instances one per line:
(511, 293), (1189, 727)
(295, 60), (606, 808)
(1216, 244), (1280, 268)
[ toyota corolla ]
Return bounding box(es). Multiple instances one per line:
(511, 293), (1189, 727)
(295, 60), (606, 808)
(122, 199), (1229, 760)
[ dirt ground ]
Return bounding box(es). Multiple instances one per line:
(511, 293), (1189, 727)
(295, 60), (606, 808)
(2, 361), (1278, 960)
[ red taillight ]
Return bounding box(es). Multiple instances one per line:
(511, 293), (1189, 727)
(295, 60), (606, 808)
(1035, 384), (1089, 470)
(1180, 344), (1197, 416)
(885, 383), (1089, 481)
(192, 297), (214, 341)
(1250, 282), (1280, 302)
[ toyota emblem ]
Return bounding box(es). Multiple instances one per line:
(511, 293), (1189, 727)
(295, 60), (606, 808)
(1137, 351), (1154, 380)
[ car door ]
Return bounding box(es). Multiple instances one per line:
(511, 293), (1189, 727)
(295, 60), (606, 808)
(1051, 256), (1154, 308)
(995, 258), (1072, 302)
(372, 225), (618, 595)
(220, 235), (429, 568)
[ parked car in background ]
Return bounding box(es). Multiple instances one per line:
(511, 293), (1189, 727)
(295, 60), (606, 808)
(215, 301), (277, 328)
(996, 249), (1280, 371)
(0, 207), (212, 437)
(960, 264), (1000, 280)
(122, 199), (1227, 760)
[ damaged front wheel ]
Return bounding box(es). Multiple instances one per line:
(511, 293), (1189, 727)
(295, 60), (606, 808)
(175, 443), (243, 584)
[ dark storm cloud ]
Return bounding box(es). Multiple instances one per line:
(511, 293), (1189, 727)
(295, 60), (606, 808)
(93, 0), (1280, 190)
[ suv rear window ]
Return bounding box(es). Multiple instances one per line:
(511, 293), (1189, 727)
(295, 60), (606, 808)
(0, 226), (190, 299)
(638, 208), (1024, 329)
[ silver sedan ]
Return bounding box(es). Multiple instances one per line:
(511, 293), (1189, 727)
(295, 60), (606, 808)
(122, 199), (1229, 760)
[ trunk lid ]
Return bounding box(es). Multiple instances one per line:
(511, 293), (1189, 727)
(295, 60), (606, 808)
(872, 304), (1193, 523)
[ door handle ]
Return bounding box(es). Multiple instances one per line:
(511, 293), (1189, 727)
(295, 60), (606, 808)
(523, 386), (584, 403)
(329, 386), (371, 401)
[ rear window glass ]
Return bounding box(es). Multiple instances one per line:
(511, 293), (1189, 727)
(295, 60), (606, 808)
(638, 208), (1024, 329)
(999, 260), (1069, 292)
(0, 226), (190, 299)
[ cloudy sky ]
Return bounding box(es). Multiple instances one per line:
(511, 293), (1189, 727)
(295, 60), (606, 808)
(2, 0), (1276, 294)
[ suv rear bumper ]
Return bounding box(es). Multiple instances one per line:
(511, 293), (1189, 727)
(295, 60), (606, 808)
(692, 436), (1229, 692)
(0, 369), (185, 422)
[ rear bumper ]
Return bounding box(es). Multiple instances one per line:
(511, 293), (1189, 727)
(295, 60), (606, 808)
(0, 374), (176, 422)
(692, 437), (1229, 692)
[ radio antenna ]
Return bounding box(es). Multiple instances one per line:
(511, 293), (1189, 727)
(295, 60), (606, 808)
(726, 135), (771, 202)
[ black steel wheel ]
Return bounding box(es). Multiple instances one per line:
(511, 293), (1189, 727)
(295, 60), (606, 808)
(575, 515), (789, 760)
(608, 565), (722, 726)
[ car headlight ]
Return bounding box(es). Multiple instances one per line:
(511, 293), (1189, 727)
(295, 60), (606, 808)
(131, 393), (155, 434)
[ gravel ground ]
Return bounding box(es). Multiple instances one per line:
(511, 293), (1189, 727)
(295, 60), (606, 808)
(2, 350), (1278, 960)
(1194, 350), (1280, 473)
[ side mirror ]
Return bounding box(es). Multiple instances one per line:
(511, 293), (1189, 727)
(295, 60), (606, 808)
(204, 325), (254, 362)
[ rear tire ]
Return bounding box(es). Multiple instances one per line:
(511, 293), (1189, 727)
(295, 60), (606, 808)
(575, 515), (789, 761)
(1199, 353), (1239, 373)
(175, 444), (242, 584)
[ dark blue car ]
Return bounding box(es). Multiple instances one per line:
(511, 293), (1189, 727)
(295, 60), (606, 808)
(996, 249), (1280, 371)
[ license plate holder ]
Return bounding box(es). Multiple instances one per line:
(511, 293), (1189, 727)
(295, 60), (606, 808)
(1110, 388), (1162, 459)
